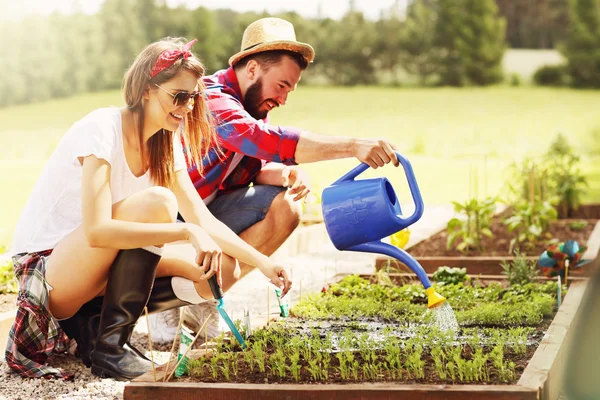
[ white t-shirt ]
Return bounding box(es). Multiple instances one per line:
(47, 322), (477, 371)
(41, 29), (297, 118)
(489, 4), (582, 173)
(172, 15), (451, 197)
(11, 107), (186, 255)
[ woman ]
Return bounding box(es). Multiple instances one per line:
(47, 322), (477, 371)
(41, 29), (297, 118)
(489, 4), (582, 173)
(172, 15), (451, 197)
(6, 38), (291, 381)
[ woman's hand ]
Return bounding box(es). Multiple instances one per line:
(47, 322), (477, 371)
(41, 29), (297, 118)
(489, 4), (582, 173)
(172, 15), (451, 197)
(185, 223), (223, 285)
(258, 262), (292, 297)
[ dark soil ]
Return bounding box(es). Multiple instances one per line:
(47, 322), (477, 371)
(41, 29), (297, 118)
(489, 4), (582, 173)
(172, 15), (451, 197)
(409, 217), (597, 257)
(0, 293), (17, 314)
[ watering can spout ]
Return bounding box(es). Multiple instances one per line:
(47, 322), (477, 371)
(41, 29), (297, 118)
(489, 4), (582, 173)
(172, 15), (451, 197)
(348, 241), (445, 308)
(426, 287), (446, 309)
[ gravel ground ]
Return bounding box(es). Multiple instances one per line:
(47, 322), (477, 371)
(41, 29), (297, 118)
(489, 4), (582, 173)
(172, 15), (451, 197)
(0, 294), (17, 314)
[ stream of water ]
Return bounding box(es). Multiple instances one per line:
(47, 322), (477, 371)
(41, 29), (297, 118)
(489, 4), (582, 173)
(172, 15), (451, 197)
(432, 301), (459, 332)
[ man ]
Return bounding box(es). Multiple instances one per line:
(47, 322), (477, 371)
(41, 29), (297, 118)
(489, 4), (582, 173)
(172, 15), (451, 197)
(149, 17), (400, 341)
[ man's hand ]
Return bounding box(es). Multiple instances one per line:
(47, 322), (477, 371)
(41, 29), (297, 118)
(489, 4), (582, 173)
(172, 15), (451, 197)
(281, 166), (311, 201)
(352, 138), (400, 169)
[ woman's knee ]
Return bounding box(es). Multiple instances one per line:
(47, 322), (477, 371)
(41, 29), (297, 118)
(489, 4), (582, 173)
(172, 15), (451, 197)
(124, 186), (178, 224)
(269, 192), (302, 233)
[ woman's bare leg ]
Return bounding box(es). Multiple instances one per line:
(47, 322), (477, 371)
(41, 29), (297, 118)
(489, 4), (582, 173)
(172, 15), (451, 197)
(45, 186), (178, 319)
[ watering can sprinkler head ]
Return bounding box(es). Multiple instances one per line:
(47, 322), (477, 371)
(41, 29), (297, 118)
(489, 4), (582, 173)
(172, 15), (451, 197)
(426, 287), (446, 309)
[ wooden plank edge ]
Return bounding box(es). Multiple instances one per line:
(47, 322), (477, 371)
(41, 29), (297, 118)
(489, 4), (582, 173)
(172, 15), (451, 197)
(517, 280), (588, 392)
(124, 381), (537, 400)
(582, 221), (600, 261)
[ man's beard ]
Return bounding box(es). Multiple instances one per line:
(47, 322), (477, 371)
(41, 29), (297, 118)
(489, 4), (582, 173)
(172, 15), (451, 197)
(243, 77), (268, 120)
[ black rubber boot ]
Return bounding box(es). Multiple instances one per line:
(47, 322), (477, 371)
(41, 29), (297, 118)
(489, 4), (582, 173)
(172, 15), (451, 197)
(90, 247), (162, 381)
(61, 277), (192, 368)
(58, 296), (103, 366)
(146, 276), (192, 314)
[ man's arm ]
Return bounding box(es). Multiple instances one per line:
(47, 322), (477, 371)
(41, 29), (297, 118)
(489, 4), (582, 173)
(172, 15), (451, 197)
(210, 93), (399, 169)
(294, 132), (400, 168)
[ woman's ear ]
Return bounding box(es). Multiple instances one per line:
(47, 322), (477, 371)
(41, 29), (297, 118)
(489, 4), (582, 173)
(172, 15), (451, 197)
(143, 84), (151, 100)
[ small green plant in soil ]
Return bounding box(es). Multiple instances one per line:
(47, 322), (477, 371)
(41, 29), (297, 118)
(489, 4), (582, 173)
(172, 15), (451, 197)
(184, 275), (560, 385)
(501, 250), (539, 286)
(568, 220), (588, 231)
(433, 266), (469, 285)
(503, 199), (557, 253)
(446, 196), (497, 254)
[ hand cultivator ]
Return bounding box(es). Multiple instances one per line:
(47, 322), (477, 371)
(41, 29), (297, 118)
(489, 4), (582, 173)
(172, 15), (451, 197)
(321, 151), (446, 309)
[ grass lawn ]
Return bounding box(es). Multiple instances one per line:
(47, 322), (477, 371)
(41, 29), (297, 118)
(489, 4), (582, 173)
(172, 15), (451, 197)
(0, 86), (599, 247)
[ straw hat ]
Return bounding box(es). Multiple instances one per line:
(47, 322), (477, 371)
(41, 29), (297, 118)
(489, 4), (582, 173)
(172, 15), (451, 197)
(228, 18), (315, 66)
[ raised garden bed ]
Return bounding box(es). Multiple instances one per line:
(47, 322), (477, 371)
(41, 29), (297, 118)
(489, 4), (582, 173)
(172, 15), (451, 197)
(560, 203), (600, 220)
(376, 219), (600, 275)
(125, 273), (588, 400)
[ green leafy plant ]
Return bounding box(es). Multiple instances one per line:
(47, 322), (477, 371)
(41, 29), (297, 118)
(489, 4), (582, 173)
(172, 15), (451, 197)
(545, 134), (588, 218)
(501, 251), (539, 286)
(505, 134), (587, 219)
(433, 266), (469, 285)
(446, 196), (497, 253)
(568, 220), (588, 231)
(503, 199), (557, 253)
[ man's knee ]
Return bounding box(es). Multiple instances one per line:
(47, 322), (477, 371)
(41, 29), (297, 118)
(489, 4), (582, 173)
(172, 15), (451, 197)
(268, 191), (302, 233)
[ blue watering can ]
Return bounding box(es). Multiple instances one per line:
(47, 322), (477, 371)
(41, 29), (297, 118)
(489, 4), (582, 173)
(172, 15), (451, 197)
(322, 151), (445, 308)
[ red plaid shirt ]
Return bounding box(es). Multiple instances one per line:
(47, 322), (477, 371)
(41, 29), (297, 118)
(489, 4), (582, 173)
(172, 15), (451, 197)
(187, 67), (302, 202)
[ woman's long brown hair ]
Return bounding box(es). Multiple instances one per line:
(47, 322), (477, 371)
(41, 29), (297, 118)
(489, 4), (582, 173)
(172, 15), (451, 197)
(122, 37), (219, 188)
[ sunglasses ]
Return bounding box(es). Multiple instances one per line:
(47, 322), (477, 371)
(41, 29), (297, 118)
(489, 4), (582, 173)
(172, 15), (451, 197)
(155, 84), (201, 106)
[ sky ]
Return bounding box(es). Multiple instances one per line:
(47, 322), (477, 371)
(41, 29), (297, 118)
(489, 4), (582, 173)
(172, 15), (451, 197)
(0, 0), (406, 21)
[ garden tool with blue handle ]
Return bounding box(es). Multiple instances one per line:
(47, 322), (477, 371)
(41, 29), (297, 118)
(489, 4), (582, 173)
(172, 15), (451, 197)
(208, 275), (247, 349)
(321, 151), (445, 308)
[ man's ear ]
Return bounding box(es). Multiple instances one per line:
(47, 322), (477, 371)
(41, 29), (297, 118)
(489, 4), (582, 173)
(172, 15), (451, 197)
(246, 60), (259, 81)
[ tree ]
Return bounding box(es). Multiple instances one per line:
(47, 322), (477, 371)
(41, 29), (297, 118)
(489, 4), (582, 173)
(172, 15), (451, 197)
(461, 0), (505, 85)
(433, 0), (469, 86)
(97, 0), (146, 89)
(562, 0), (600, 88)
(496, 0), (569, 49)
(396, 0), (438, 85)
(320, 11), (377, 85)
(434, 0), (505, 86)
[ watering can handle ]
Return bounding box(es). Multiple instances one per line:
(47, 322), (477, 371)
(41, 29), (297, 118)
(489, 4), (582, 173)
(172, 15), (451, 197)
(333, 151), (424, 227)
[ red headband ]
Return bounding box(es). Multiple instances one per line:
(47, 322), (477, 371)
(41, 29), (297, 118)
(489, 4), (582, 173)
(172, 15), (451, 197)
(150, 39), (197, 78)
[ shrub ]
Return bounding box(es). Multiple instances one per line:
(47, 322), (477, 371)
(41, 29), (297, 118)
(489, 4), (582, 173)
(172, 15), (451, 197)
(533, 64), (567, 86)
(507, 73), (521, 87)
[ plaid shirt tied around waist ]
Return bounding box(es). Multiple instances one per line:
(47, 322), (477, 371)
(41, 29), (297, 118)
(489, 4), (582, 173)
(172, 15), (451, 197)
(5, 250), (72, 379)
